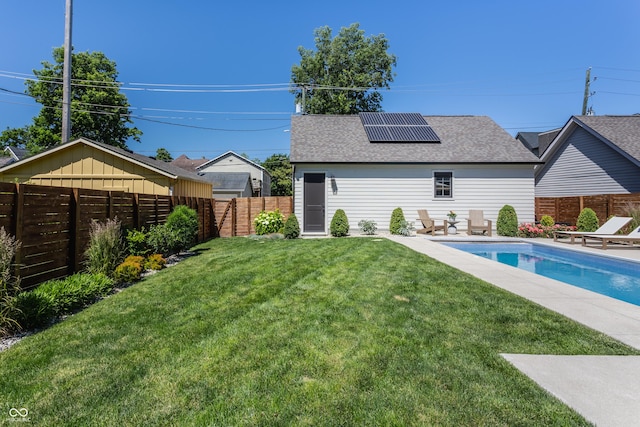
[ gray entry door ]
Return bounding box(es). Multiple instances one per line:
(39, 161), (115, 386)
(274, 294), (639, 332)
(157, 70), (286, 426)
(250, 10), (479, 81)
(303, 173), (325, 232)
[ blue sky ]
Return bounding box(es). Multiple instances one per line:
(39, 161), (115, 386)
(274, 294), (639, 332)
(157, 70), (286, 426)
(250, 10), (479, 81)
(1, 0), (639, 161)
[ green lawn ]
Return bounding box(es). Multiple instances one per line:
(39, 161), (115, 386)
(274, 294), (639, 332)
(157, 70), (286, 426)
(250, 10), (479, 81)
(1, 237), (636, 426)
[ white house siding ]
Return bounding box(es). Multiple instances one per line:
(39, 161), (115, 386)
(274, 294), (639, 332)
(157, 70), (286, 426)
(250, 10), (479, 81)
(294, 164), (535, 233)
(199, 156), (271, 196)
(535, 127), (640, 197)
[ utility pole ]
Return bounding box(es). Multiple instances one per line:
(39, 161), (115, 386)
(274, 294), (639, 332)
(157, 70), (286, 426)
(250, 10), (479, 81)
(61, 0), (73, 143)
(581, 67), (591, 116)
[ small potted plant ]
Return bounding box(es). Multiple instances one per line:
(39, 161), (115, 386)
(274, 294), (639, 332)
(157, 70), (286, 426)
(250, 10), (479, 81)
(448, 210), (457, 221)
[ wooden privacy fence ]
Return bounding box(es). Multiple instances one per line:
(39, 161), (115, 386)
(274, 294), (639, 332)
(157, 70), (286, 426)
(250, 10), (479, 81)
(535, 193), (640, 225)
(0, 182), (292, 289)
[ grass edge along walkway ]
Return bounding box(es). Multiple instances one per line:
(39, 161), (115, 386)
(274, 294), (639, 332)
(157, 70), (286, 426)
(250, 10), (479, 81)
(1, 237), (636, 426)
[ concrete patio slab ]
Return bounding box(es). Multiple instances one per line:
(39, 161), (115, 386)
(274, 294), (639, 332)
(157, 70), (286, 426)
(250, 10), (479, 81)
(501, 354), (640, 427)
(385, 234), (640, 426)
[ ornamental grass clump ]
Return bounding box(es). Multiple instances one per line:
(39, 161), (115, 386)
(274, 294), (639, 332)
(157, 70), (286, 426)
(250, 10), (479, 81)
(576, 208), (599, 232)
(623, 202), (640, 231)
(0, 227), (21, 336)
(497, 205), (518, 237)
(254, 209), (285, 235)
(389, 208), (406, 235)
(330, 209), (349, 237)
(84, 218), (126, 277)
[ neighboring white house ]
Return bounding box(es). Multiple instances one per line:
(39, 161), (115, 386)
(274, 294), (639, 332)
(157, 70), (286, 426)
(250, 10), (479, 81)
(534, 115), (640, 197)
(197, 171), (253, 199)
(290, 113), (541, 234)
(196, 151), (271, 197)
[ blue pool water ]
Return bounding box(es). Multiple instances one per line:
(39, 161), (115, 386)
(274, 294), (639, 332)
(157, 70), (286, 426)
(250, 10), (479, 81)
(441, 242), (640, 306)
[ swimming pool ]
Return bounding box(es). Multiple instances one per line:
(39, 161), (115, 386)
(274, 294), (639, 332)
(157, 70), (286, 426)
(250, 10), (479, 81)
(441, 242), (640, 306)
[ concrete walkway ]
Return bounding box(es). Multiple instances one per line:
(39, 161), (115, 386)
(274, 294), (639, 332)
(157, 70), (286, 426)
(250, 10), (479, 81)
(386, 234), (640, 427)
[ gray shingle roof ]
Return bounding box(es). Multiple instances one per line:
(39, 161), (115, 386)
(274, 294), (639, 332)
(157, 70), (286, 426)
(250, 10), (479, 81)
(197, 172), (251, 190)
(86, 139), (209, 183)
(572, 115), (640, 163)
(290, 114), (541, 164)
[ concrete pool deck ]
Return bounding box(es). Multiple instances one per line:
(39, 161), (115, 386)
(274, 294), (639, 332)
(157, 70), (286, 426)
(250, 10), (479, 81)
(386, 233), (640, 427)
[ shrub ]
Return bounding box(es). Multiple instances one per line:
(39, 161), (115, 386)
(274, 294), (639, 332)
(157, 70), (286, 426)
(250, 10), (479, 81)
(389, 208), (406, 235)
(0, 227), (21, 336)
(35, 273), (114, 316)
(283, 213), (300, 239)
(144, 254), (166, 271)
(398, 220), (415, 236)
(165, 205), (199, 252)
(84, 218), (125, 277)
(254, 209), (285, 235)
(358, 219), (377, 235)
(126, 228), (150, 257)
(517, 223), (575, 238)
(497, 205), (518, 236)
(147, 224), (175, 256)
(539, 215), (555, 227)
(114, 260), (144, 283)
(12, 291), (55, 331)
(330, 209), (349, 237)
(576, 208), (599, 232)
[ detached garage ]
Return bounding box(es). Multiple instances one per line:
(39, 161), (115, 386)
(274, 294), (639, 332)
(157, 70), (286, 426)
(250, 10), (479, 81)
(0, 137), (212, 198)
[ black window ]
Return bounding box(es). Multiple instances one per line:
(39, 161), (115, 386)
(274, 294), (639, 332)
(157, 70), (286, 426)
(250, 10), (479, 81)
(434, 172), (453, 198)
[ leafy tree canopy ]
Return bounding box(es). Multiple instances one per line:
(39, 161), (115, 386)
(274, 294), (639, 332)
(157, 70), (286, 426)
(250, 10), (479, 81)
(155, 148), (173, 162)
(0, 47), (141, 154)
(262, 153), (292, 196)
(290, 23), (397, 114)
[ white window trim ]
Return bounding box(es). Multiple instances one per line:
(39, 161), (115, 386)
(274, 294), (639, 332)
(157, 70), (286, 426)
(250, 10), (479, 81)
(433, 170), (454, 199)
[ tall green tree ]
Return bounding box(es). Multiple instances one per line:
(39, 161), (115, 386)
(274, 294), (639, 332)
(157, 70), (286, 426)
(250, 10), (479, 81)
(155, 148), (173, 162)
(0, 47), (141, 154)
(290, 23), (397, 114)
(262, 154), (292, 196)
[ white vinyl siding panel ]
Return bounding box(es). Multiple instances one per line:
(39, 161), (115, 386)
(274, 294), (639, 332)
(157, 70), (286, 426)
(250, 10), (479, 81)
(294, 164), (534, 233)
(536, 127), (640, 197)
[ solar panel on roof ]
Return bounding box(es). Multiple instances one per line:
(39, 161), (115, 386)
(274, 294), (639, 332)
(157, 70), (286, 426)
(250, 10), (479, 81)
(360, 112), (384, 125)
(381, 113), (406, 125)
(388, 126), (416, 141)
(402, 113), (429, 125)
(364, 126), (392, 142)
(411, 126), (440, 142)
(359, 112), (441, 143)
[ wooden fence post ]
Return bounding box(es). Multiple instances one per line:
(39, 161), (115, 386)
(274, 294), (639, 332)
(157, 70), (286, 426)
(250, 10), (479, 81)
(70, 188), (81, 274)
(13, 184), (24, 281)
(231, 198), (237, 237)
(133, 193), (140, 229)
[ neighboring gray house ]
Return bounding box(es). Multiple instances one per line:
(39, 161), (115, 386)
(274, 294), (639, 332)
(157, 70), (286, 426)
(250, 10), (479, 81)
(0, 146), (28, 167)
(197, 151), (271, 197)
(290, 112), (541, 234)
(535, 115), (640, 197)
(197, 171), (253, 199)
(516, 129), (560, 157)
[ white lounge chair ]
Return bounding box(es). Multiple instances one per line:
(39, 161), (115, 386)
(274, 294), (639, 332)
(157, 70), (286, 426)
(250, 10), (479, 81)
(581, 225), (640, 249)
(553, 216), (633, 244)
